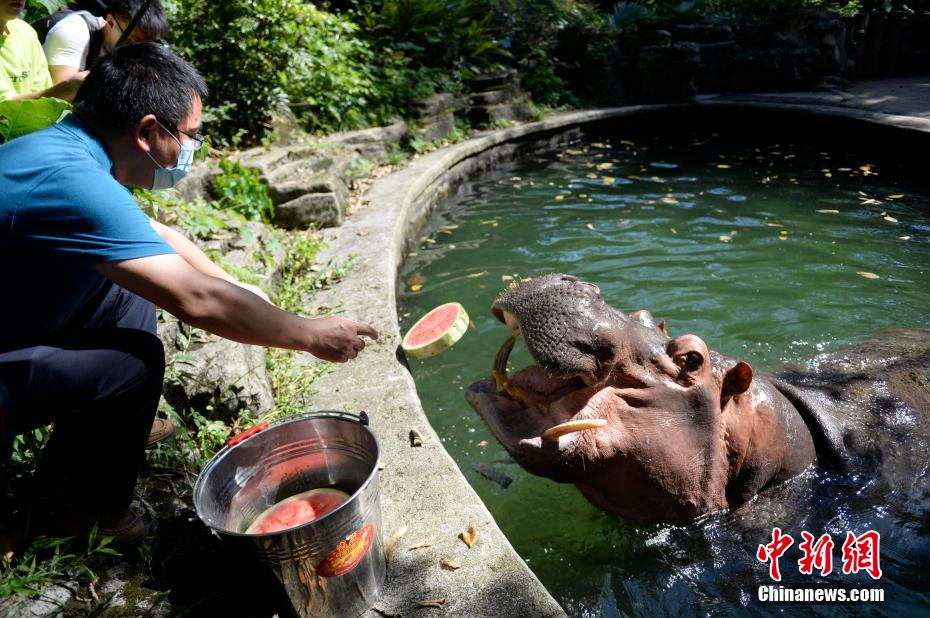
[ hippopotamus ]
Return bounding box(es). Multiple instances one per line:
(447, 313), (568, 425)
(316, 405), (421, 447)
(465, 273), (930, 525)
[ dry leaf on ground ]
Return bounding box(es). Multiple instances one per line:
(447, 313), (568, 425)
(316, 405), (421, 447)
(440, 559), (461, 570)
(416, 599), (446, 609)
(385, 525), (409, 562)
(460, 526), (478, 548)
(409, 429), (423, 447)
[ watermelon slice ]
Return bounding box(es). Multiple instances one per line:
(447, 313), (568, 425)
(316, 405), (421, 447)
(246, 488), (350, 534)
(401, 302), (469, 359)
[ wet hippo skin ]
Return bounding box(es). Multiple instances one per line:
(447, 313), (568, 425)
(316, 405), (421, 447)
(466, 273), (930, 525)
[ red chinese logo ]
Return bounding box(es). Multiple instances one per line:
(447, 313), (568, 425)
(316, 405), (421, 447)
(841, 530), (883, 580)
(756, 528), (882, 581)
(798, 531), (834, 576)
(757, 527), (794, 582)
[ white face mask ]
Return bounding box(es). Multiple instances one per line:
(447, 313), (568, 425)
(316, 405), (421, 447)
(146, 121), (199, 191)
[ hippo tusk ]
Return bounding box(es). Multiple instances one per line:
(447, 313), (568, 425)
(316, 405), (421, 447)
(541, 419), (608, 441)
(492, 329), (536, 409)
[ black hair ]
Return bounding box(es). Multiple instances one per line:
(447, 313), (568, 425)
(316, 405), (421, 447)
(74, 41), (207, 135)
(108, 0), (169, 40)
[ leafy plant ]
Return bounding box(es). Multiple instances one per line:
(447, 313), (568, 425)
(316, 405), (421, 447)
(213, 159), (275, 223)
(0, 98), (71, 141)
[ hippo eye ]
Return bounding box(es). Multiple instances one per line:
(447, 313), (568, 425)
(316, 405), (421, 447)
(675, 350), (704, 372)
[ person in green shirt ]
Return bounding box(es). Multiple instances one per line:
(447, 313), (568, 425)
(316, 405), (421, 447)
(1, 1), (84, 102)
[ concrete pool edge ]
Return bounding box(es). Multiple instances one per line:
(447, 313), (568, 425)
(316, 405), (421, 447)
(304, 101), (930, 616)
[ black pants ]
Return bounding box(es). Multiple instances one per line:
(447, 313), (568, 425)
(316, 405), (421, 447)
(0, 283), (164, 512)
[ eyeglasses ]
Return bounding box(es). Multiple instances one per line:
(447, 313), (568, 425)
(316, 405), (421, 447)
(157, 120), (205, 149)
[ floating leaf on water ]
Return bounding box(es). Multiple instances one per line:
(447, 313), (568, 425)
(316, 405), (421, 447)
(779, 230), (789, 240)
(442, 224), (460, 231)
(838, 167), (851, 172)
(416, 600), (446, 609)
(408, 542), (432, 551)
(620, 140), (636, 147)
(717, 164), (731, 169)
(441, 559), (461, 571)
(460, 526), (478, 548)
(509, 176), (521, 182)
(409, 428), (423, 447)
(466, 271), (488, 279)
(823, 173), (832, 178)
(440, 229), (454, 235)
(586, 173), (598, 179)
(410, 284), (423, 292)
(859, 165), (872, 172)
(883, 216), (898, 223)
(385, 525), (409, 563)
(899, 236), (911, 240)
(816, 209), (840, 214)
(586, 224), (595, 230)
(602, 177), (615, 185)
(424, 238), (437, 245)
(857, 271), (880, 279)
(887, 194), (905, 199)
(670, 227), (677, 234)
(719, 235), (732, 243)
(596, 162), (613, 171)
(591, 142), (610, 148)
(619, 219), (631, 227)
(408, 252), (418, 257)
(554, 195), (565, 201)
(860, 198), (882, 206)
(408, 273), (424, 285)
(501, 275), (513, 282)
(662, 196), (678, 204)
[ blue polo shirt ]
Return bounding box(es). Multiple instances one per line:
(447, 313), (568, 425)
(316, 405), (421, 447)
(0, 115), (173, 346)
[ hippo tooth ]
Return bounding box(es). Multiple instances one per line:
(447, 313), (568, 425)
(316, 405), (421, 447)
(492, 330), (535, 409)
(541, 419), (608, 441)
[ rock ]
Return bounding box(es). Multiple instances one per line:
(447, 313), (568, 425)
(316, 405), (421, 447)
(0, 583), (76, 617)
(413, 93), (454, 117)
(467, 89), (514, 107)
(638, 42), (701, 102)
(173, 165), (221, 203)
(468, 100), (534, 125)
(273, 192), (345, 229)
(327, 120), (411, 163)
(414, 112), (456, 142)
(161, 330), (274, 420)
(468, 69), (519, 92)
(668, 23), (733, 43)
(267, 174), (348, 208)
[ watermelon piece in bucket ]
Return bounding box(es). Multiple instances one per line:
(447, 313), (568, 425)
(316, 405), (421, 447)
(402, 302), (469, 359)
(246, 488), (350, 534)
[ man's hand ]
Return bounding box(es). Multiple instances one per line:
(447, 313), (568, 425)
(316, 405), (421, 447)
(46, 71), (88, 102)
(305, 317), (379, 362)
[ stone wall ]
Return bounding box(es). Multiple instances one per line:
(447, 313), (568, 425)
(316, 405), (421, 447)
(619, 10), (930, 102)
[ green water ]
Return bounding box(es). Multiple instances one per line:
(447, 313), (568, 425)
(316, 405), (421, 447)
(397, 131), (930, 615)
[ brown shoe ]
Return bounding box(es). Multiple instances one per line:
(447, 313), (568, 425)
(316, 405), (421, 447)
(27, 503), (148, 548)
(146, 416), (175, 447)
(95, 508), (148, 547)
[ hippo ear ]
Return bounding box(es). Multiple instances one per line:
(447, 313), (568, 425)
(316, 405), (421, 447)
(721, 361), (753, 405)
(657, 319), (669, 336)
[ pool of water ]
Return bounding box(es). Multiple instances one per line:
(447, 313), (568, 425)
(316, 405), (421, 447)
(397, 126), (930, 615)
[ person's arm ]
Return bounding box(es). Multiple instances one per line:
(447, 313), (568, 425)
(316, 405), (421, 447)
(7, 74), (87, 102)
(49, 64), (81, 84)
(94, 254), (378, 362)
(149, 218), (270, 302)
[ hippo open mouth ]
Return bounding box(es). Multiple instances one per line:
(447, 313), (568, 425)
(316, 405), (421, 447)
(465, 273), (638, 482)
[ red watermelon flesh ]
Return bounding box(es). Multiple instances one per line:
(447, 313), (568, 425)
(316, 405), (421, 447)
(246, 488), (350, 534)
(405, 303), (460, 346)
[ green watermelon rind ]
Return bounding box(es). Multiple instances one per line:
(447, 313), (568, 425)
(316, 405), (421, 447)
(401, 302), (469, 359)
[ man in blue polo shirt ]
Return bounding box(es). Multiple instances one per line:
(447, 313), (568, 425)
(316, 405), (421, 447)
(0, 42), (378, 545)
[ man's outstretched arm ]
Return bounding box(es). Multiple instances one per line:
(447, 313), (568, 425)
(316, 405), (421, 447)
(94, 254), (378, 362)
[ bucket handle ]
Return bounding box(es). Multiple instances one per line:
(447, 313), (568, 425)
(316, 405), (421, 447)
(225, 410), (369, 449)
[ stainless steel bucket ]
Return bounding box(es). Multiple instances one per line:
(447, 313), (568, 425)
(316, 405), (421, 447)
(193, 411), (384, 618)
